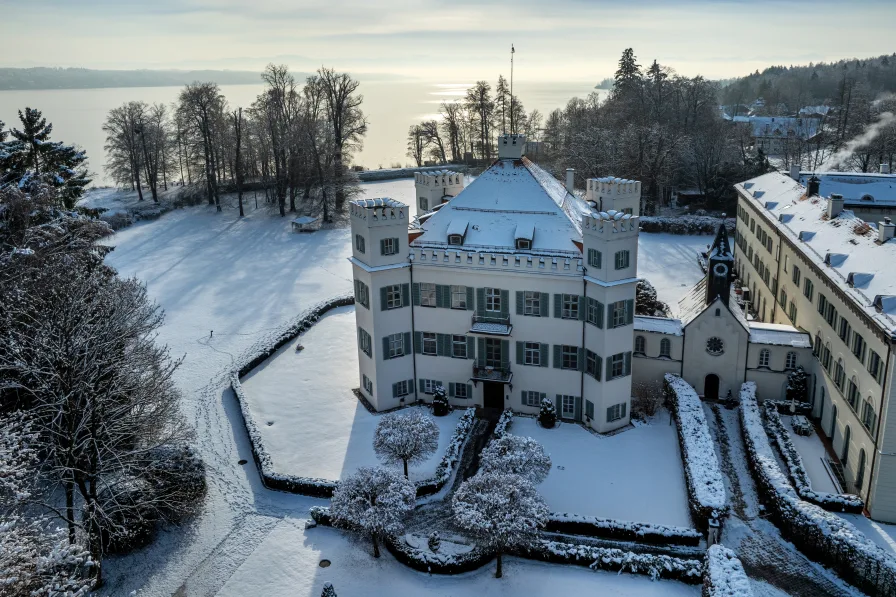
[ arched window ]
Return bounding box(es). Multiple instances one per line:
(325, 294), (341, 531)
(842, 425), (851, 465)
(822, 342), (832, 371)
(785, 351), (797, 370)
(634, 335), (646, 355)
(835, 359), (845, 391)
(862, 398), (878, 436)
(660, 338), (671, 358)
(846, 377), (859, 409)
(856, 449), (867, 490)
(758, 349), (771, 368)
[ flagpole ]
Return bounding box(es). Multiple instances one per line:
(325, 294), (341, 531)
(510, 44), (515, 135)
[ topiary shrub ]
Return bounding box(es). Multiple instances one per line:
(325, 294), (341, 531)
(538, 398), (557, 429)
(432, 385), (449, 416)
(428, 531), (441, 552)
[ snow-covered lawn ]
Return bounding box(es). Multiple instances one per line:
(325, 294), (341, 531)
(240, 305), (464, 482)
(217, 521), (699, 597)
(838, 513), (896, 556)
(779, 415), (839, 494)
(509, 415), (692, 528)
(637, 233), (713, 314)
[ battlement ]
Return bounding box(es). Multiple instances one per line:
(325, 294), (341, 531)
(581, 210), (640, 238)
(350, 198), (408, 228)
(414, 170), (463, 187)
(586, 177), (641, 199)
(497, 134), (527, 159)
(410, 247), (583, 275)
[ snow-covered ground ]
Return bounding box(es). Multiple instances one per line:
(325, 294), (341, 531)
(636, 233), (712, 314)
(240, 306), (463, 482)
(509, 415), (692, 528)
(217, 521), (700, 597)
(780, 415), (839, 493)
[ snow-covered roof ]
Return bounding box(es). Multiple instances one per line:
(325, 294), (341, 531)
(411, 157), (588, 256)
(678, 278), (749, 331)
(634, 315), (683, 336)
(514, 223), (535, 242)
(736, 172), (896, 339)
(796, 172), (896, 207)
(470, 321), (512, 335)
(447, 219), (469, 237)
(351, 197), (405, 209)
(730, 116), (819, 140)
(291, 216), (319, 225)
(748, 322), (812, 348)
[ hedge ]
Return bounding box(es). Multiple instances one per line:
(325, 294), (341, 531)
(739, 382), (896, 597)
(703, 544), (753, 597)
(413, 408), (476, 498)
(544, 513), (701, 546)
(639, 215), (735, 236)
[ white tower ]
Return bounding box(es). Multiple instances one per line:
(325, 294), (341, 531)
(414, 170), (464, 213)
(581, 209), (640, 432)
(585, 177), (642, 216)
(349, 198), (414, 410)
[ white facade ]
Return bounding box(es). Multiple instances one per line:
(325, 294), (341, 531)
(585, 177), (642, 216)
(414, 170), (464, 214)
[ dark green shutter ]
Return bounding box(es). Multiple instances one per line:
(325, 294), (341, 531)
(419, 379), (425, 392)
(540, 343), (549, 367)
(555, 394), (562, 415)
(414, 331), (423, 354)
(477, 338), (486, 367)
(516, 291), (524, 315)
(354, 279), (359, 301)
(408, 379), (414, 396)
(626, 299), (635, 325)
(621, 402), (627, 419)
(476, 288), (486, 315)
(466, 286), (474, 310)
(553, 294), (562, 318)
(392, 382), (399, 397)
(500, 289), (509, 317)
(412, 283), (421, 306)
(597, 301), (605, 329)
(448, 382), (455, 397)
(467, 384), (473, 398)
(437, 333), (449, 356)
(500, 340), (510, 369)
(606, 355), (612, 379)
(403, 332), (411, 356)
(577, 347), (584, 372)
(467, 336), (475, 359)
(624, 351), (632, 376)
(401, 284), (410, 308)
(382, 336), (390, 359)
(596, 355), (602, 381)
(540, 293), (549, 317)
(574, 396), (583, 422)
(380, 239), (387, 255)
(436, 285), (447, 308)
(516, 341), (524, 365)
(578, 295), (586, 320)
(553, 345), (561, 369)
(380, 286), (388, 311)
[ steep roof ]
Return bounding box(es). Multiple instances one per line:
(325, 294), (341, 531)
(796, 172), (896, 207)
(634, 316), (683, 336)
(411, 157), (588, 257)
(748, 322), (812, 348)
(679, 278), (749, 331)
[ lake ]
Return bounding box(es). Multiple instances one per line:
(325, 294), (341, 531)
(0, 79), (606, 186)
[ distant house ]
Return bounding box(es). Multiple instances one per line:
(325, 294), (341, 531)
(730, 115), (821, 156)
(291, 215), (320, 232)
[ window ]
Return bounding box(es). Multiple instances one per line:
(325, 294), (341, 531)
(868, 350), (883, 384)
(420, 379), (440, 394)
(804, 278), (814, 301)
(453, 383), (469, 399)
(516, 238), (531, 250)
(393, 380), (410, 397)
(846, 377), (859, 409)
(381, 237), (398, 256)
(660, 338), (672, 358)
(448, 234), (463, 246)
(834, 358), (845, 391)
(419, 196), (428, 211)
(422, 332), (437, 355)
(561, 345), (579, 370)
(588, 248), (602, 269)
(420, 282), (437, 307)
(862, 400), (877, 435)
(355, 234), (365, 253)
(387, 333), (405, 359)
(779, 289), (787, 308)
(354, 279), (370, 309)
(484, 338), (502, 368)
(758, 348), (771, 368)
(788, 302), (797, 323)
(386, 284), (403, 309)
(522, 390), (543, 407)
(784, 254), (789, 273)
(362, 374), (373, 395)
(485, 288), (502, 312)
(609, 353), (625, 378)
(614, 250), (630, 270)
(523, 291), (541, 316)
(561, 294), (579, 319)
(524, 342), (541, 366)
(585, 349), (601, 380)
(358, 327), (372, 357)
(607, 402), (627, 422)
(792, 265), (801, 286)
(634, 335), (646, 355)
(585, 399), (595, 419)
(856, 449), (867, 490)
(452, 335), (467, 358)
(822, 343), (832, 371)
(852, 333), (866, 363)
(817, 293), (827, 316)
(560, 395), (576, 419)
(785, 351), (797, 370)
(706, 337), (725, 356)
(611, 300), (633, 328)
(825, 303), (837, 328)
(586, 298), (604, 328)
(451, 285), (467, 309)
(838, 318), (851, 343)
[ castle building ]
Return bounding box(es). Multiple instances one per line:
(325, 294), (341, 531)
(733, 171), (896, 521)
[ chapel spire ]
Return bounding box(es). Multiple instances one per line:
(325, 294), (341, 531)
(705, 223), (734, 307)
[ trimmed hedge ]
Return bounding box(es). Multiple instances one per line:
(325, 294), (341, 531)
(763, 402), (863, 512)
(703, 544), (753, 597)
(639, 215), (735, 236)
(414, 408), (476, 498)
(545, 513), (701, 546)
(739, 382), (896, 597)
(664, 374), (729, 530)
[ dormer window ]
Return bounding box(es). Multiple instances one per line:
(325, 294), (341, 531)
(448, 234), (463, 246)
(447, 219), (468, 247)
(516, 238), (531, 250)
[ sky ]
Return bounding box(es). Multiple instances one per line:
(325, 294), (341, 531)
(1, 0), (895, 82)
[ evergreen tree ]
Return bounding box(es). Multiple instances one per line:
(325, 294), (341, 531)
(786, 366), (809, 403)
(321, 582), (337, 597)
(613, 48), (642, 97)
(538, 398), (556, 429)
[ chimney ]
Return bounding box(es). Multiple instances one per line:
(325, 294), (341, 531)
(789, 164), (800, 181)
(565, 168), (575, 194)
(807, 175), (820, 197)
(879, 217), (896, 243)
(882, 164), (891, 175)
(827, 193), (844, 218)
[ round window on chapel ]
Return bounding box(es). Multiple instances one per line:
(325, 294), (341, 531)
(706, 337), (724, 356)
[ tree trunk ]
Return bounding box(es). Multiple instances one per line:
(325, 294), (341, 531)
(372, 533), (381, 558)
(495, 550), (503, 578)
(403, 459), (409, 478)
(64, 480), (76, 544)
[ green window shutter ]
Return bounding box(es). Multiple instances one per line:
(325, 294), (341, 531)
(574, 396), (583, 422)
(624, 351), (632, 376)
(516, 341), (524, 365)
(516, 291), (524, 315)
(553, 294), (562, 318)
(437, 333), (449, 356)
(442, 285), (452, 308)
(597, 301), (604, 329)
(435, 285), (445, 308)
(621, 402), (627, 419)
(412, 283), (421, 306)
(477, 338), (486, 366)
(419, 379), (425, 392)
(392, 382), (399, 397)
(382, 336), (390, 360)
(553, 345), (561, 369)
(555, 394), (562, 414)
(626, 299), (635, 325)
(414, 331), (423, 354)
(501, 340), (510, 369)
(467, 384), (473, 398)
(587, 248), (595, 268)
(578, 295), (586, 320)
(476, 288), (486, 315)
(401, 283), (410, 308)
(540, 343), (549, 368)
(605, 355), (612, 380)
(380, 286), (388, 311)
(353, 279), (359, 300)
(540, 293), (549, 317)
(408, 379), (414, 396)
(577, 347), (584, 372)
(595, 250), (602, 269)
(448, 382), (455, 397)
(609, 302), (616, 328)
(500, 289), (509, 317)
(380, 239), (387, 254)
(466, 286), (474, 310)
(606, 406), (613, 421)
(403, 332), (411, 356)
(467, 336), (475, 359)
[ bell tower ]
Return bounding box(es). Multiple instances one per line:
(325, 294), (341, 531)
(706, 223), (734, 307)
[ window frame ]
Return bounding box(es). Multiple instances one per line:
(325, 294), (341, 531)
(421, 332), (437, 356)
(394, 380), (410, 397)
(609, 353), (625, 378)
(448, 234), (463, 246)
(523, 390), (542, 407)
(381, 237), (398, 256)
(485, 288), (502, 313)
(388, 333), (405, 359)
(524, 341), (541, 366)
(523, 291), (541, 316)
(454, 383), (469, 399)
(614, 250), (630, 270)
(660, 338), (672, 358)
(452, 334), (467, 358)
(355, 234), (365, 253)
(785, 351), (797, 370)
(419, 282), (437, 307)
(359, 328), (372, 357)
(758, 348), (771, 368)
(451, 285), (467, 309)
(561, 294), (579, 320)
(386, 284), (403, 309)
(634, 335), (646, 355)
(560, 395), (576, 418)
(561, 345), (579, 370)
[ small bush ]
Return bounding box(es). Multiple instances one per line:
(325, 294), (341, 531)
(432, 385), (449, 416)
(538, 398), (556, 428)
(428, 531), (441, 552)
(631, 382), (664, 420)
(96, 478), (157, 554)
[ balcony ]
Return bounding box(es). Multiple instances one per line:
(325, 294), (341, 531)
(469, 314), (512, 336)
(472, 363), (513, 384)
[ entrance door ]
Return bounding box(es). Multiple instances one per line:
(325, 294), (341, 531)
(483, 382), (503, 410)
(704, 374), (720, 401)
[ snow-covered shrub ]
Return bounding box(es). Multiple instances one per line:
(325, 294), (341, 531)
(791, 415), (813, 437)
(544, 513), (701, 546)
(97, 477), (157, 553)
(100, 210), (133, 231)
(703, 544), (753, 597)
(639, 215), (735, 236)
(493, 409), (514, 438)
(330, 466), (416, 558)
(785, 366), (809, 404)
(480, 435), (551, 485)
(374, 409), (440, 478)
(636, 278), (670, 317)
(739, 382), (896, 596)
(762, 401), (863, 512)
(538, 398), (557, 429)
(631, 381), (665, 420)
(428, 531), (441, 553)
(432, 385), (449, 416)
(663, 374), (728, 528)
(142, 443), (207, 521)
(321, 582), (337, 597)
(415, 408), (476, 497)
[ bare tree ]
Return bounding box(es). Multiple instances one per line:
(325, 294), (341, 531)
(420, 120), (447, 164)
(406, 124), (427, 167)
(232, 107), (245, 217)
(177, 82), (226, 210)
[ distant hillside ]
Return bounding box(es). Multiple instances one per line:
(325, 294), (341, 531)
(0, 68), (266, 90)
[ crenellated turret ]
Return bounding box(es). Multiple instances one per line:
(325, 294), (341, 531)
(581, 210), (640, 284)
(414, 170), (464, 213)
(585, 177), (642, 216)
(350, 197), (409, 268)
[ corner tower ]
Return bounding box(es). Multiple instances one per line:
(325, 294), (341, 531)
(414, 170), (464, 213)
(585, 177), (642, 216)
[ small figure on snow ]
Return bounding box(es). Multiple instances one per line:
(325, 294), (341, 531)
(209, 330), (214, 338)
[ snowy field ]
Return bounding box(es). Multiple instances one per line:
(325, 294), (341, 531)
(217, 521), (700, 597)
(240, 305), (464, 482)
(636, 232), (712, 314)
(510, 415), (692, 528)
